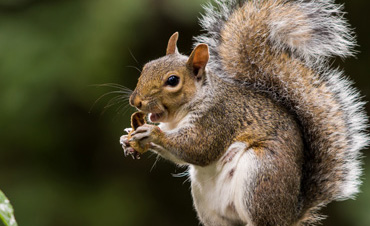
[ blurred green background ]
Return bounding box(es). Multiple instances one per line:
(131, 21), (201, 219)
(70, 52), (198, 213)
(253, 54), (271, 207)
(0, 0), (369, 225)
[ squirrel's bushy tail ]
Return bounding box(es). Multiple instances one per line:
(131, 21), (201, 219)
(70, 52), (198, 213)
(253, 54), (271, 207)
(195, 0), (369, 223)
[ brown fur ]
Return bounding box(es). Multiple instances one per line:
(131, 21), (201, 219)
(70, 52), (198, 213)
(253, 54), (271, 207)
(130, 50), (306, 224)
(123, 0), (368, 225)
(218, 1), (351, 220)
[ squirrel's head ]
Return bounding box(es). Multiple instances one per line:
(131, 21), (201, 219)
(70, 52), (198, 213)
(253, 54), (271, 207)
(130, 32), (209, 123)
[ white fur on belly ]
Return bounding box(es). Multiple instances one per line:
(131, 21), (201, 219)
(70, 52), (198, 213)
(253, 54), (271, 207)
(189, 142), (258, 226)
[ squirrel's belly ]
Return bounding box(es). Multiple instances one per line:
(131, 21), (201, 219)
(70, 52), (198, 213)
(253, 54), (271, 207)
(189, 142), (259, 225)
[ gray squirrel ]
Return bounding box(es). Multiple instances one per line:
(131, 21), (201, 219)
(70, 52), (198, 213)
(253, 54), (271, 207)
(120, 0), (369, 225)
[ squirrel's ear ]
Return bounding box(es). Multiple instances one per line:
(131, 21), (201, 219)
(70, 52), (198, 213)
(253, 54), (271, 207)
(187, 44), (209, 79)
(166, 32), (179, 55)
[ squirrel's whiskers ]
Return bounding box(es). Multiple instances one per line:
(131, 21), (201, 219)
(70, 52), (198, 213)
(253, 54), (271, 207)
(90, 83), (133, 115)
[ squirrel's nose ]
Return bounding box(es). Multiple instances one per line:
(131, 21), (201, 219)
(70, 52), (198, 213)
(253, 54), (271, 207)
(135, 100), (142, 109)
(130, 93), (142, 109)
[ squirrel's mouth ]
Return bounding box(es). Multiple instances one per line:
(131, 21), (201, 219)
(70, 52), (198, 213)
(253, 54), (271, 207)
(149, 111), (165, 123)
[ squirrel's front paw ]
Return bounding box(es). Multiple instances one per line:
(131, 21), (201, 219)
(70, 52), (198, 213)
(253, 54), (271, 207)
(120, 134), (141, 159)
(129, 124), (162, 147)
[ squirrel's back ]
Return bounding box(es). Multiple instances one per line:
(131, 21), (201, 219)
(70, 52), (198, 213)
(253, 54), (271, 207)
(195, 0), (369, 223)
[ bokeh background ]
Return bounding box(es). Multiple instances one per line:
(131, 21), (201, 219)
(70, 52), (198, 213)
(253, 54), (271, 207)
(0, 0), (369, 225)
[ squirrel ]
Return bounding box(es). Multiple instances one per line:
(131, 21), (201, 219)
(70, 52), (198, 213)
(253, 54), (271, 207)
(119, 0), (369, 225)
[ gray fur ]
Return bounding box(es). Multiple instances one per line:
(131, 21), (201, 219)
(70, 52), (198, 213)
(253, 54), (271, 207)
(194, 0), (369, 222)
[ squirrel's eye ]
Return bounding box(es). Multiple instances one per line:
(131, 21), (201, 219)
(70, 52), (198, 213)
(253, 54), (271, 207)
(166, 75), (180, 87)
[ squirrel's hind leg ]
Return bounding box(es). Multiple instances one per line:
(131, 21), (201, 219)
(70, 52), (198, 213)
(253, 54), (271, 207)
(246, 145), (303, 226)
(189, 140), (304, 226)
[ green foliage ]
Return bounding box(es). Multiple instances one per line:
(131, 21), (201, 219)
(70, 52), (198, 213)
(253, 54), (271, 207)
(0, 190), (17, 226)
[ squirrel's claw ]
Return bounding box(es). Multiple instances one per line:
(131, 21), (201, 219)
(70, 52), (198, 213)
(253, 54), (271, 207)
(124, 128), (133, 134)
(120, 135), (130, 146)
(123, 144), (141, 159)
(129, 125), (154, 142)
(120, 134), (141, 159)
